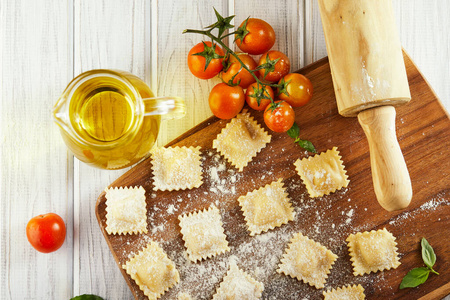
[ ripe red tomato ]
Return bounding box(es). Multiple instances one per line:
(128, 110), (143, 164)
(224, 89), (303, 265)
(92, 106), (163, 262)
(235, 18), (276, 55)
(26, 213), (66, 253)
(209, 83), (245, 119)
(245, 82), (274, 111)
(258, 50), (290, 83)
(264, 101), (295, 133)
(221, 53), (257, 89)
(278, 73), (313, 107)
(187, 41), (224, 79)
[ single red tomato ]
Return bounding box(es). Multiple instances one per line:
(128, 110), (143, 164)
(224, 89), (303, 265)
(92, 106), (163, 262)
(26, 213), (66, 253)
(221, 53), (257, 89)
(209, 83), (245, 119)
(187, 41), (224, 79)
(235, 18), (276, 55)
(258, 50), (290, 83)
(245, 82), (274, 111)
(264, 101), (295, 133)
(278, 73), (313, 107)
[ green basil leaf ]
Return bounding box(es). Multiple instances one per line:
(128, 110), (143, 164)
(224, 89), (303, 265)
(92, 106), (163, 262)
(287, 122), (300, 140)
(297, 139), (317, 153)
(421, 237), (436, 269)
(399, 267), (430, 289)
(70, 295), (104, 300)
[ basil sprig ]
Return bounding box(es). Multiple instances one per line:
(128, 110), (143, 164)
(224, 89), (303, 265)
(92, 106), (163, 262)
(400, 238), (439, 289)
(287, 122), (316, 153)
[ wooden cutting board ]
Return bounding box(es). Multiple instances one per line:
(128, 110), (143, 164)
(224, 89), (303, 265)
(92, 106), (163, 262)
(95, 52), (450, 300)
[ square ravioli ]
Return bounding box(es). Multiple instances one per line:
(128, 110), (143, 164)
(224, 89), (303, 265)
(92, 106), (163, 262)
(294, 147), (349, 198)
(212, 261), (264, 299)
(277, 232), (337, 289)
(323, 284), (365, 300)
(178, 205), (230, 262)
(347, 228), (401, 276)
(238, 179), (294, 236)
(105, 186), (147, 235)
(213, 109), (271, 172)
(177, 293), (193, 300)
(122, 241), (179, 300)
(151, 146), (203, 191)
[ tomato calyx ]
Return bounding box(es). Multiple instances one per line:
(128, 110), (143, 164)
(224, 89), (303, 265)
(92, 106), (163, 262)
(248, 83), (273, 106)
(193, 42), (225, 71)
(223, 71), (242, 87)
(255, 53), (281, 80)
(266, 100), (283, 113)
(205, 8), (235, 39)
(234, 17), (250, 44)
(276, 77), (291, 97)
(221, 56), (241, 86)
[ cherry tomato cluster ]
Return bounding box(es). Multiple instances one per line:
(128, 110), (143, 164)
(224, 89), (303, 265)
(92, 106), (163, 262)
(186, 16), (313, 133)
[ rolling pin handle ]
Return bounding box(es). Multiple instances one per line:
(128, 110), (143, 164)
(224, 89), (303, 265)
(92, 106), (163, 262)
(358, 105), (412, 211)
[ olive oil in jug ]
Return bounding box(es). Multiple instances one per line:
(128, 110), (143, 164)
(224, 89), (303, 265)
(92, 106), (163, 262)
(53, 70), (184, 169)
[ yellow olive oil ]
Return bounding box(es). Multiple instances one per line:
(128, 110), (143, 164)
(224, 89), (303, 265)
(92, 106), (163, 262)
(59, 70), (160, 169)
(78, 89), (133, 142)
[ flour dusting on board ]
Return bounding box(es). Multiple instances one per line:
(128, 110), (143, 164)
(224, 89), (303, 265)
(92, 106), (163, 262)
(113, 150), (449, 299)
(206, 152), (239, 196)
(389, 195), (450, 226)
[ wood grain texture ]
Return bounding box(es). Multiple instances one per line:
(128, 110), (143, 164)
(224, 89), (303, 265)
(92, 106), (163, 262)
(73, 0), (148, 298)
(96, 54), (450, 299)
(307, 0), (450, 111)
(234, 0), (305, 69)
(0, 0), (73, 299)
(156, 0), (227, 147)
(318, 0), (411, 117)
(1, 1), (450, 299)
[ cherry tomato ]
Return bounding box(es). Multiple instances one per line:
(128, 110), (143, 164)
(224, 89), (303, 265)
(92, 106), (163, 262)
(278, 73), (313, 107)
(258, 50), (290, 83)
(235, 18), (276, 55)
(221, 53), (257, 89)
(264, 101), (295, 133)
(187, 41), (224, 79)
(26, 213), (66, 253)
(245, 82), (274, 111)
(209, 83), (245, 119)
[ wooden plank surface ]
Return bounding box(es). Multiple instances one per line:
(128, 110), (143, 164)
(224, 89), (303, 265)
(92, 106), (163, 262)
(96, 53), (450, 299)
(0, 1), (74, 299)
(72, 0), (148, 297)
(1, 0), (450, 299)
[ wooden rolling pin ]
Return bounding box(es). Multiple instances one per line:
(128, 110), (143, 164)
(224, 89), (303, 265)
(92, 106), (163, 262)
(318, 0), (412, 211)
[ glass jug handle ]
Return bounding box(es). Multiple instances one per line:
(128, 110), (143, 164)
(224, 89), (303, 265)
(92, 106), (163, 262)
(142, 96), (186, 120)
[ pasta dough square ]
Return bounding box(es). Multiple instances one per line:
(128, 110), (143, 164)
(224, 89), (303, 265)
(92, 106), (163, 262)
(347, 228), (401, 276)
(212, 261), (264, 299)
(277, 232), (338, 289)
(323, 284), (365, 300)
(122, 241), (179, 300)
(151, 146), (203, 191)
(238, 179), (294, 236)
(294, 147), (349, 198)
(177, 292), (193, 300)
(213, 109), (271, 172)
(178, 205), (230, 262)
(105, 186), (147, 235)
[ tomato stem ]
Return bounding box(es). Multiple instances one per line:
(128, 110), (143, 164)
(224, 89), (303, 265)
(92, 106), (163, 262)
(184, 28), (280, 103)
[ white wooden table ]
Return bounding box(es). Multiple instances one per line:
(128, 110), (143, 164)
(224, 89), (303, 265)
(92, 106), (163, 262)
(1, 1), (449, 299)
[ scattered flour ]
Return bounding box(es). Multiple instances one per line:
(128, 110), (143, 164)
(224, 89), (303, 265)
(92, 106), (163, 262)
(389, 196), (450, 225)
(112, 149), (449, 299)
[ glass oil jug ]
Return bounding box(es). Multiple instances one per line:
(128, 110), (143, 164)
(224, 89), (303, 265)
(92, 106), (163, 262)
(53, 69), (185, 169)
